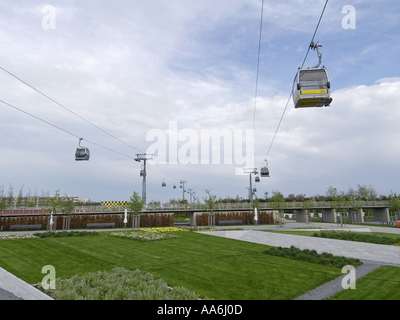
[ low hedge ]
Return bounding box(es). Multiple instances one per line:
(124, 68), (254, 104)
(263, 246), (363, 268)
(312, 231), (400, 246)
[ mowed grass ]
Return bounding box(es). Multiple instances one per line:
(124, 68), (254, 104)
(0, 231), (343, 300)
(329, 266), (400, 300)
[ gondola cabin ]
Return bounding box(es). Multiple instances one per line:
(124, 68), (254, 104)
(293, 67), (332, 108)
(75, 147), (90, 161)
(75, 138), (90, 161)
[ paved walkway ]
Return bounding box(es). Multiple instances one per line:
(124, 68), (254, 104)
(0, 267), (53, 300)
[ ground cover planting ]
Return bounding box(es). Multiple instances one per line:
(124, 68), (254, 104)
(0, 230), (344, 300)
(33, 231), (100, 238)
(263, 246), (363, 268)
(41, 267), (206, 300)
(312, 231), (400, 246)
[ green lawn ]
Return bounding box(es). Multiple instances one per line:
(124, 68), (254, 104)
(0, 231), (343, 300)
(329, 266), (400, 300)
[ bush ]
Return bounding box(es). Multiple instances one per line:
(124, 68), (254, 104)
(43, 268), (207, 300)
(34, 231), (99, 238)
(312, 231), (400, 246)
(263, 246), (362, 268)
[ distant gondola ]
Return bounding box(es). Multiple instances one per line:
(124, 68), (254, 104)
(75, 138), (90, 161)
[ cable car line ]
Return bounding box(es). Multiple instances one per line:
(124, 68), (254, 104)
(0, 98), (136, 160)
(0, 66), (144, 154)
(0, 66), (183, 185)
(260, 0), (329, 168)
(252, 0), (265, 131)
(0, 97), (183, 189)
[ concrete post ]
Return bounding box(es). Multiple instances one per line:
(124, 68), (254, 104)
(189, 212), (197, 227)
(372, 208), (390, 222)
(295, 209), (307, 223)
(322, 208), (337, 223)
(348, 209), (364, 224)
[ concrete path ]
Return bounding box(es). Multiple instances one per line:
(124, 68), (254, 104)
(198, 229), (400, 265)
(0, 267), (53, 300)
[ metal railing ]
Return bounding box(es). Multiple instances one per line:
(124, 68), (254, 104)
(0, 201), (390, 215)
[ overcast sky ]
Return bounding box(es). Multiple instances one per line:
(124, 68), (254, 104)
(0, 0), (399, 204)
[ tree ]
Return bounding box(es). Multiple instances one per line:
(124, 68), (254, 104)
(127, 191), (145, 215)
(203, 190), (218, 214)
(270, 190), (286, 211)
(387, 192), (400, 214)
(6, 184), (14, 208)
(0, 198), (6, 215)
(45, 190), (63, 213)
(60, 195), (76, 215)
(325, 185), (338, 200)
(357, 184), (378, 201)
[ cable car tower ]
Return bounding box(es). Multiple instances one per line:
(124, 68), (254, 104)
(134, 153), (154, 205)
(293, 41), (332, 108)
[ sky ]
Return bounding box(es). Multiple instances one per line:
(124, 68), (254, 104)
(0, 0), (399, 204)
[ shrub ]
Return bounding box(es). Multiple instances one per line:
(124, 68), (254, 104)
(263, 246), (363, 268)
(44, 268), (206, 300)
(312, 231), (400, 246)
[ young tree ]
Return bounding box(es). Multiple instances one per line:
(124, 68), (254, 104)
(203, 190), (218, 214)
(60, 195), (76, 215)
(127, 191), (145, 215)
(7, 184), (14, 208)
(325, 185), (338, 200)
(45, 190), (63, 213)
(270, 190), (286, 211)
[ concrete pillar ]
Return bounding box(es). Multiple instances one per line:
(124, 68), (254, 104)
(189, 212), (197, 227)
(322, 208), (337, 223)
(295, 209), (307, 223)
(348, 209), (364, 224)
(372, 208), (390, 222)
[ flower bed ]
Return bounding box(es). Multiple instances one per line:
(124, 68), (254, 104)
(139, 227), (189, 233)
(108, 231), (177, 242)
(0, 234), (39, 240)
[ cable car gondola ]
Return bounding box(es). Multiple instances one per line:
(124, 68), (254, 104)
(162, 180), (166, 187)
(75, 138), (90, 161)
(293, 42), (332, 109)
(260, 160), (270, 177)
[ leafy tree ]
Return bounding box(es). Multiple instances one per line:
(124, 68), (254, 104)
(6, 184), (14, 208)
(270, 190), (286, 211)
(60, 194), (76, 215)
(45, 190), (63, 213)
(325, 185), (338, 200)
(387, 191), (400, 214)
(203, 190), (218, 214)
(0, 198), (6, 215)
(127, 191), (145, 215)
